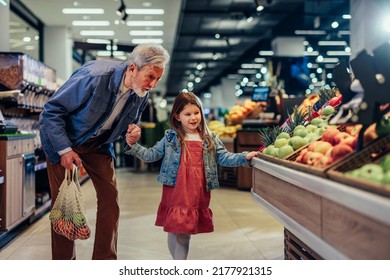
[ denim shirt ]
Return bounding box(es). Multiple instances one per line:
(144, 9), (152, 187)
(39, 60), (148, 164)
(125, 129), (250, 191)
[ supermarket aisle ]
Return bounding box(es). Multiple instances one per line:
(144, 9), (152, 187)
(0, 168), (284, 260)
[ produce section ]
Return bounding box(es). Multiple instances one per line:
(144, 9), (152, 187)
(251, 42), (390, 259)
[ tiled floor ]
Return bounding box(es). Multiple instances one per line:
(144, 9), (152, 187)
(0, 168), (284, 260)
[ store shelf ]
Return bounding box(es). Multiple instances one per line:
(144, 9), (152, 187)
(251, 157), (390, 259)
(252, 157), (390, 226)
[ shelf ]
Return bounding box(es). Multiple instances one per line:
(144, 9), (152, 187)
(252, 157), (390, 226)
(252, 157), (390, 259)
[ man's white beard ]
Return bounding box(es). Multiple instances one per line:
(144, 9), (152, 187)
(133, 87), (148, 97)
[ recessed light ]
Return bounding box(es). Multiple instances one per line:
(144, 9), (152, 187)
(131, 38), (163, 44)
(72, 21), (110, 26)
(129, 30), (163, 36)
(80, 30), (115, 36)
(126, 21), (164, 26)
(62, 8), (104, 14)
(125, 9), (164, 15)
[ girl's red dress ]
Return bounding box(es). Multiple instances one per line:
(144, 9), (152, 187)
(155, 140), (214, 234)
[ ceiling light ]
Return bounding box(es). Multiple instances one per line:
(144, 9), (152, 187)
(326, 51), (351, 56)
(86, 39), (111, 44)
(131, 38), (163, 44)
(80, 30), (115, 36)
(254, 0), (264, 12)
(125, 9), (164, 15)
(295, 30), (326, 35)
(318, 41), (347, 46)
(259, 50), (274, 56)
(126, 21), (164, 26)
(62, 8), (104, 14)
(116, 0), (126, 16)
(72, 21), (110, 26)
(129, 30), (163, 36)
(0, 0), (7, 7)
(254, 58), (266, 63)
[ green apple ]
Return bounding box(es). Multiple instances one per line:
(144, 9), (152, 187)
(293, 128), (308, 138)
(346, 168), (361, 178)
(315, 127), (326, 136)
(310, 117), (324, 127)
(380, 154), (390, 172)
(293, 125), (305, 132)
(305, 132), (320, 143)
(262, 145), (275, 155)
(49, 209), (62, 223)
(274, 138), (289, 148)
(358, 163), (384, 183)
(322, 106), (335, 116)
(382, 170), (390, 184)
(306, 124), (318, 133)
(276, 132), (290, 139)
(289, 136), (308, 150)
(277, 144), (294, 158)
(269, 147), (279, 157)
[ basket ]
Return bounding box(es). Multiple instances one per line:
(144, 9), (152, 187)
(326, 134), (390, 198)
(276, 125), (352, 177)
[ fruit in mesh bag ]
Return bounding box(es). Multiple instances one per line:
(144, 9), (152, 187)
(53, 218), (65, 233)
(49, 209), (63, 223)
(76, 225), (91, 240)
(71, 211), (87, 227)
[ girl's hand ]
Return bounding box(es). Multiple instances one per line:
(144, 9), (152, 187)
(246, 151), (260, 161)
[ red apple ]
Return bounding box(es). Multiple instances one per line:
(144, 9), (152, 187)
(302, 151), (323, 165)
(321, 127), (340, 143)
(332, 132), (351, 145)
(330, 143), (353, 161)
(313, 155), (333, 168)
(343, 136), (357, 149)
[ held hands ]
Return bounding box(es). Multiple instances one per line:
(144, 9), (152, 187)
(126, 124), (141, 146)
(61, 150), (82, 170)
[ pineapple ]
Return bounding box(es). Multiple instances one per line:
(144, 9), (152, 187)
(313, 88), (337, 111)
(258, 125), (284, 147)
(284, 105), (309, 133)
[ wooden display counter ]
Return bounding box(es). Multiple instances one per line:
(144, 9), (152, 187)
(251, 157), (390, 259)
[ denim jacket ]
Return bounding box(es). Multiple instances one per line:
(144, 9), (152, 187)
(39, 60), (148, 164)
(125, 129), (250, 191)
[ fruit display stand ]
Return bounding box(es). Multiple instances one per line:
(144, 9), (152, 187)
(218, 137), (237, 188)
(236, 129), (262, 190)
(251, 156), (390, 259)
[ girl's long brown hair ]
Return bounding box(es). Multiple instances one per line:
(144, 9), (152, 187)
(169, 92), (215, 152)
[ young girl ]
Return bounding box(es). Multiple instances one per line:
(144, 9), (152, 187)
(125, 92), (259, 260)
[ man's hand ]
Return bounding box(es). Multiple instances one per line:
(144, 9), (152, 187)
(61, 150), (82, 170)
(126, 124), (141, 146)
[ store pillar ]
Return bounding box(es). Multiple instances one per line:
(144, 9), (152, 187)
(43, 26), (73, 81)
(0, 1), (10, 51)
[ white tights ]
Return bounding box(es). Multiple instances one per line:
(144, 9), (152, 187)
(167, 233), (191, 260)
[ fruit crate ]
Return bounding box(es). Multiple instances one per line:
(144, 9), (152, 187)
(273, 126), (355, 178)
(284, 228), (323, 260)
(326, 134), (390, 198)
